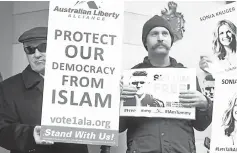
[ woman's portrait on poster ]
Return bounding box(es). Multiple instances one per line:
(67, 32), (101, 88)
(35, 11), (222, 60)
(222, 93), (237, 145)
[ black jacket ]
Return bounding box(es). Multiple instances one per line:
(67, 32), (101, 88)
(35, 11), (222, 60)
(120, 56), (213, 153)
(0, 65), (88, 153)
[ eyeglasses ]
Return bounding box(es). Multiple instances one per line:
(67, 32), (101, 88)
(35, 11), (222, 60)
(24, 43), (47, 55)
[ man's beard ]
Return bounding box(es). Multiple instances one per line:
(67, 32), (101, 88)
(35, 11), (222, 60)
(151, 42), (170, 51)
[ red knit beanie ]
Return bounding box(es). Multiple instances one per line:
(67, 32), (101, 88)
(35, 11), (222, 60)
(142, 15), (174, 50)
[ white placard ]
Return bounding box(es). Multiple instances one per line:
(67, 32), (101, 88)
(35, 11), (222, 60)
(210, 72), (237, 153)
(40, 0), (124, 146)
(197, 3), (237, 77)
(120, 68), (197, 120)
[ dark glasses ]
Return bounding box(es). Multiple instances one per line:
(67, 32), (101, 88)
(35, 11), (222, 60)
(24, 43), (47, 55)
(131, 81), (145, 86)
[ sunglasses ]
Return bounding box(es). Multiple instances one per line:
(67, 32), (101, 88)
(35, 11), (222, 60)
(24, 43), (47, 55)
(131, 81), (145, 86)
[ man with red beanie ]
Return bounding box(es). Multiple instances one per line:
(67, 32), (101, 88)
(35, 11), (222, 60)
(119, 15), (213, 153)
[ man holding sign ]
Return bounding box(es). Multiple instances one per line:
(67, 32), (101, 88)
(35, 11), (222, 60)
(0, 27), (88, 153)
(119, 15), (213, 153)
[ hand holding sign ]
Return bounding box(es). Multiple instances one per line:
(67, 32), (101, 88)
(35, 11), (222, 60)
(120, 76), (154, 107)
(199, 55), (213, 73)
(120, 75), (138, 99)
(179, 90), (208, 110)
(120, 85), (137, 99)
(34, 126), (54, 145)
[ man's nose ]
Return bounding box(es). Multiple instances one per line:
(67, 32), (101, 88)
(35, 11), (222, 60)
(157, 34), (164, 42)
(137, 84), (142, 88)
(34, 49), (42, 58)
(157, 39), (163, 43)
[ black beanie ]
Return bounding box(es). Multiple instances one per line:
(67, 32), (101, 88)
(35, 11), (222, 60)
(142, 15), (174, 50)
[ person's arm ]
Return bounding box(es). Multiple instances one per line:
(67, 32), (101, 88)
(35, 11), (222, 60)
(191, 78), (213, 131)
(100, 145), (111, 153)
(99, 116), (129, 153)
(0, 84), (36, 152)
(199, 56), (213, 74)
(119, 83), (136, 133)
(119, 116), (129, 133)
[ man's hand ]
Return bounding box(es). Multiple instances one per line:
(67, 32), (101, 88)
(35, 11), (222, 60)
(179, 90), (208, 110)
(199, 56), (212, 72)
(121, 85), (137, 99)
(120, 76), (137, 99)
(33, 126), (54, 145)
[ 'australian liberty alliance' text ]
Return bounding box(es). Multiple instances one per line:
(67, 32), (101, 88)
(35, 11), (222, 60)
(53, 6), (120, 19)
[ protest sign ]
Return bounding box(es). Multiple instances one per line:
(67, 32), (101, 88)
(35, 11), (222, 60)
(40, 0), (124, 146)
(194, 3), (237, 153)
(120, 68), (197, 120)
(196, 2), (237, 77)
(210, 72), (237, 153)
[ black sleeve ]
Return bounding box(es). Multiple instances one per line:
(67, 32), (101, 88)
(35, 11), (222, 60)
(119, 116), (129, 133)
(54, 143), (88, 153)
(191, 77), (213, 131)
(0, 83), (36, 152)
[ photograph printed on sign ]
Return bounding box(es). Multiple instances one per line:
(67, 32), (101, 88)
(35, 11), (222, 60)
(199, 17), (237, 103)
(120, 68), (197, 120)
(210, 74), (237, 153)
(202, 74), (215, 102)
(199, 19), (237, 76)
(197, 3), (237, 109)
(198, 2), (237, 78)
(222, 93), (237, 146)
(123, 70), (165, 108)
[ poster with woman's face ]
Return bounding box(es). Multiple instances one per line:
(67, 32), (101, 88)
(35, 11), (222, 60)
(196, 3), (237, 114)
(196, 2), (237, 76)
(195, 3), (237, 152)
(210, 73), (237, 152)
